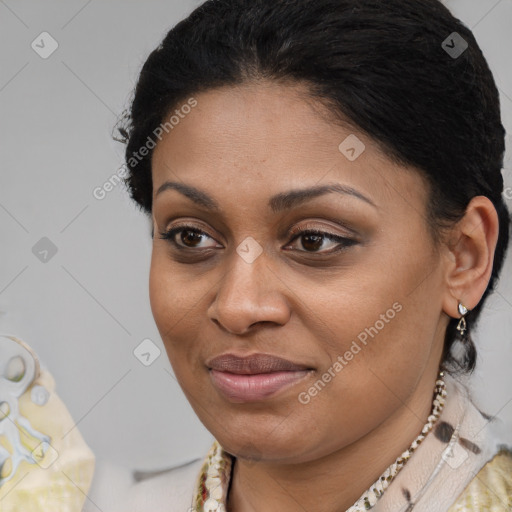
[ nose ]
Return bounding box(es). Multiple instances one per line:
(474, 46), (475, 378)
(207, 248), (291, 335)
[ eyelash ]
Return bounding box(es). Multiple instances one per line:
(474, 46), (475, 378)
(158, 223), (357, 254)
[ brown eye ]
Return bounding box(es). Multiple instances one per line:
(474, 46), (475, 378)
(286, 229), (357, 254)
(177, 228), (205, 248)
(159, 225), (221, 250)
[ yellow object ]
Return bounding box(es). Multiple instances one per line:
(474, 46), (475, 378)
(448, 448), (512, 511)
(0, 335), (95, 512)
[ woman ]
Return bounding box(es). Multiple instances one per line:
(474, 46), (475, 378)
(1, 0), (510, 511)
(113, 0), (512, 510)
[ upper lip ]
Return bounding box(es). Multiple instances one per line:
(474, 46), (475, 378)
(207, 353), (312, 374)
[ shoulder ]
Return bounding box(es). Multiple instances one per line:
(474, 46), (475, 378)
(448, 447), (512, 511)
(86, 457), (204, 512)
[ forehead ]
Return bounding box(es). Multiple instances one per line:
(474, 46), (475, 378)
(151, 81), (429, 215)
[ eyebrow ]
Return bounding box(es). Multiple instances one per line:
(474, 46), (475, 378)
(155, 181), (377, 213)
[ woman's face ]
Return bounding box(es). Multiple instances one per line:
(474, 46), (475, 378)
(149, 81), (449, 463)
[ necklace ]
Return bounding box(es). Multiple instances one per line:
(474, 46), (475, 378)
(195, 371), (447, 512)
(347, 370), (447, 511)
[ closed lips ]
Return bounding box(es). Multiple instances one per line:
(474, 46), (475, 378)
(206, 353), (313, 374)
(206, 353), (314, 402)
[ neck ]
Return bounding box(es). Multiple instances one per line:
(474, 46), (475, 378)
(227, 367), (442, 512)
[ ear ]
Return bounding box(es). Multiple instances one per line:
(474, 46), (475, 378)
(441, 196), (499, 319)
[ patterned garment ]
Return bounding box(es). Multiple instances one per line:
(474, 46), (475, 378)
(0, 335), (95, 512)
(192, 372), (512, 512)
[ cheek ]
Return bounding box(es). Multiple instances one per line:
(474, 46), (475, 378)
(148, 250), (172, 332)
(148, 248), (211, 374)
(301, 244), (441, 414)
(274, 307), (432, 462)
(148, 251), (189, 359)
(149, 248), (200, 326)
(326, 274), (441, 402)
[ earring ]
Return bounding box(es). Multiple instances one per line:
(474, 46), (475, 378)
(456, 302), (469, 337)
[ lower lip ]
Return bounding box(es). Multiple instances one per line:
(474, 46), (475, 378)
(209, 369), (312, 402)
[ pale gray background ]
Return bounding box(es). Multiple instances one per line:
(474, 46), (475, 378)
(1, 0), (511, 473)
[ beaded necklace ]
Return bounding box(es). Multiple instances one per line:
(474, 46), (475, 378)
(347, 371), (447, 510)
